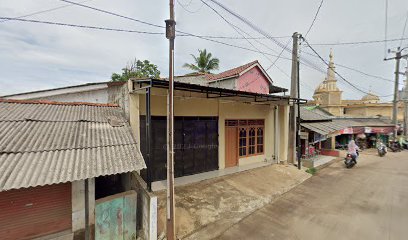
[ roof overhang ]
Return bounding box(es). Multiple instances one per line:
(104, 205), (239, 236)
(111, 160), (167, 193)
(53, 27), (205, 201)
(130, 79), (306, 104)
(0, 81), (118, 100)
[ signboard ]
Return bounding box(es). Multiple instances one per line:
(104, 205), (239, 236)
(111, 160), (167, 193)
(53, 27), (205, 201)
(340, 128), (353, 134)
(300, 131), (309, 140)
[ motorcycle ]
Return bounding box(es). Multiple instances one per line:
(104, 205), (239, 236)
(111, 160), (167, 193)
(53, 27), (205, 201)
(377, 143), (387, 157)
(389, 141), (402, 152)
(345, 150), (358, 168)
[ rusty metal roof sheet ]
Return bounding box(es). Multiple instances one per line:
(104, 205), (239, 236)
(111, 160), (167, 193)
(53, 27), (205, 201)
(0, 100), (146, 191)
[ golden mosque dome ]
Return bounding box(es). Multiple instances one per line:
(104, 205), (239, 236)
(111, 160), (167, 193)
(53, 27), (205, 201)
(361, 92), (380, 102)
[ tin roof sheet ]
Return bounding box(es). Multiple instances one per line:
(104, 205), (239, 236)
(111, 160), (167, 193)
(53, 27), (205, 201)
(0, 100), (146, 191)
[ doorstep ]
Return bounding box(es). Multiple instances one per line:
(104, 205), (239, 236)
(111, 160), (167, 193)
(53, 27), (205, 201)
(152, 160), (273, 191)
(302, 155), (337, 169)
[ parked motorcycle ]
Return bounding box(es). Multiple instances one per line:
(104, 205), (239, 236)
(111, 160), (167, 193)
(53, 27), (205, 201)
(389, 141), (402, 152)
(377, 143), (387, 157)
(345, 150), (358, 168)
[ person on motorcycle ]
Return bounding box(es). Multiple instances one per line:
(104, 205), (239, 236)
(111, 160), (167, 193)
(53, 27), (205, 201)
(348, 140), (359, 163)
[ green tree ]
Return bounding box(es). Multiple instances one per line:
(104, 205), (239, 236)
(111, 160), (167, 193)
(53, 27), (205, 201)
(111, 59), (160, 82)
(183, 49), (219, 73)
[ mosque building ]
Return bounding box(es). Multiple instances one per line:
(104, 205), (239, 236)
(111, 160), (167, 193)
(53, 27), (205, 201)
(308, 50), (404, 122)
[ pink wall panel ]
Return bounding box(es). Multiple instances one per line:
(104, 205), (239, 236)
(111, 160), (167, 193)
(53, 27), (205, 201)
(237, 66), (270, 94)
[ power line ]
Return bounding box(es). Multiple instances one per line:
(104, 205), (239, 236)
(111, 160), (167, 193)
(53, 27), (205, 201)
(0, 0), (93, 23)
(309, 37), (408, 46)
(301, 48), (397, 83)
(179, 35), (291, 40)
(0, 17), (165, 34)
(400, 12), (408, 48)
(59, 0), (164, 29)
(304, 0), (324, 37)
(177, 0), (204, 14)
(303, 37), (391, 97)
(200, 0), (289, 88)
(2, 16), (295, 61)
(206, 0), (289, 50)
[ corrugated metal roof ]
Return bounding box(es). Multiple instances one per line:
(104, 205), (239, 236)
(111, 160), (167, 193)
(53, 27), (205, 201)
(0, 101), (123, 122)
(334, 118), (394, 127)
(300, 106), (332, 121)
(301, 121), (349, 136)
(0, 100), (146, 192)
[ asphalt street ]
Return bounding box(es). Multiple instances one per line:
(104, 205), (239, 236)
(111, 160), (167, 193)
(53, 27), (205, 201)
(215, 150), (408, 240)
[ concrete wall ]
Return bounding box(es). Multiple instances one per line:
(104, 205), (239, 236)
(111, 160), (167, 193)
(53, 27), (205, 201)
(237, 66), (270, 94)
(344, 104), (404, 121)
(130, 173), (157, 240)
(209, 78), (237, 91)
(278, 105), (289, 162)
(31, 88), (109, 103)
(133, 87), (288, 170)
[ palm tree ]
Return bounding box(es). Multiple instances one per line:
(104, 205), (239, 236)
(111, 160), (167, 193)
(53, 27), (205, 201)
(183, 49), (220, 73)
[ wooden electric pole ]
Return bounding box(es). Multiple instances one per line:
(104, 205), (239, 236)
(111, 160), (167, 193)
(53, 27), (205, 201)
(288, 32), (300, 165)
(165, 0), (176, 239)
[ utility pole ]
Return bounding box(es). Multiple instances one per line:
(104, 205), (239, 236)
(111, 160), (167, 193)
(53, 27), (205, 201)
(404, 65), (408, 138)
(165, 0), (176, 239)
(385, 47), (408, 139)
(296, 36), (302, 170)
(288, 32), (299, 165)
(393, 50), (401, 138)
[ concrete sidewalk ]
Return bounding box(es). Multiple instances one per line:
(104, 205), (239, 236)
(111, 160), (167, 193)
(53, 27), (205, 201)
(155, 164), (311, 239)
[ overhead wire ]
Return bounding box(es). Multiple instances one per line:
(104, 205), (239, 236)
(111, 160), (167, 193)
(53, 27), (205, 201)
(400, 12), (408, 48)
(309, 37), (408, 46)
(59, 0), (165, 29)
(177, 0), (204, 14)
(303, 37), (391, 97)
(6, 0), (394, 97)
(0, 0), (93, 23)
(301, 48), (397, 83)
(0, 17), (164, 34)
(199, 0), (290, 89)
(304, 0), (324, 37)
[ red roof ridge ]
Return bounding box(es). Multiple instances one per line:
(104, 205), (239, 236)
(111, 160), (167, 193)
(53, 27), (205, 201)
(0, 98), (119, 107)
(206, 60), (259, 81)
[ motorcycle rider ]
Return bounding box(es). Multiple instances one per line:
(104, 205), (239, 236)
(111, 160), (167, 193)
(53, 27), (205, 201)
(348, 140), (360, 163)
(377, 139), (387, 155)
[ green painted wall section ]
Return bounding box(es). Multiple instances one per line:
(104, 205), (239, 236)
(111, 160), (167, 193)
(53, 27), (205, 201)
(95, 191), (137, 240)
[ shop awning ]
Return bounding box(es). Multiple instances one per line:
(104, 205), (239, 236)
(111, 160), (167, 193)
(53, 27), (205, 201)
(301, 121), (349, 137)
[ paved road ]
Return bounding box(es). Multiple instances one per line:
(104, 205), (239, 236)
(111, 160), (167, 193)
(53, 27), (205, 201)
(215, 150), (408, 240)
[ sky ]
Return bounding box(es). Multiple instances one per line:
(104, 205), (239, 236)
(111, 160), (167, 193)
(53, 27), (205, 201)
(1, 0), (408, 101)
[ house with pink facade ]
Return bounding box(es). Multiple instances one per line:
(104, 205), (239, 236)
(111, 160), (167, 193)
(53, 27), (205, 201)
(176, 60), (283, 95)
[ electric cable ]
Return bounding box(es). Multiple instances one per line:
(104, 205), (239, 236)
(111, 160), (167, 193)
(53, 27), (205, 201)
(400, 12), (408, 48)
(0, 17), (164, 34)
(303, 37), (392, 97)
(309, 37), (408, 46)
(0, 0), (93, 23)
(305, 0), (324, 37)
